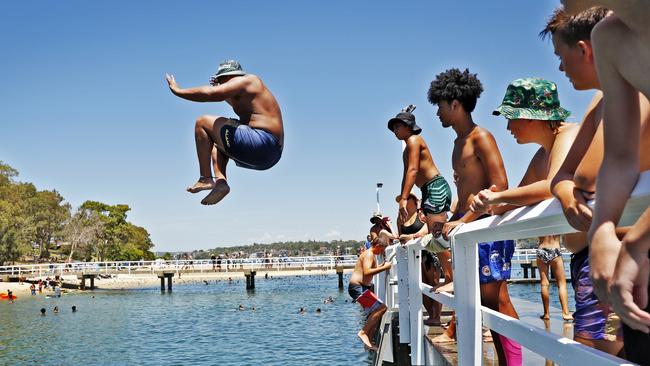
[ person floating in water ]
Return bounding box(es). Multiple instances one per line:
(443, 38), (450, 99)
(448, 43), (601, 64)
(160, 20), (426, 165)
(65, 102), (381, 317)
(166, 59), (284, 205)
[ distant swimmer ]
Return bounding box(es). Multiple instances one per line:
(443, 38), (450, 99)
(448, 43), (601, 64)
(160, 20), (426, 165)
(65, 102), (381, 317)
(53, 306), (59, 314)
(40, 308), (46, 315)
(166, 60), (284, 206)
(72, 305), (77, 313)
(316, 308), (322, 314)
(299, 307), (306, 314)
(238, 304), (245, 311)
(323, 296), (334, 304)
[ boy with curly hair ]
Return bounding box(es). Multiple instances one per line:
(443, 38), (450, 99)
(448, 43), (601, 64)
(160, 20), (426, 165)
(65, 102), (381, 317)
(430, 68), (522, 366)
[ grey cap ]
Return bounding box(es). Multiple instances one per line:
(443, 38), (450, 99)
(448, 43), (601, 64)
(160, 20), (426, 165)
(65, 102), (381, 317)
(215, 60), (245, 77)
(210, 60), (246, 85)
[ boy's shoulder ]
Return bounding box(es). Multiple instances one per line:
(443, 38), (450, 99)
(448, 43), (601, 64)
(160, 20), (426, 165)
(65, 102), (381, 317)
(468, 124), (497, 144)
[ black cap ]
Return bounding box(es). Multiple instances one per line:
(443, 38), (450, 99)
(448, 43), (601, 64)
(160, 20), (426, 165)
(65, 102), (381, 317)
(387, 112), (422, 135)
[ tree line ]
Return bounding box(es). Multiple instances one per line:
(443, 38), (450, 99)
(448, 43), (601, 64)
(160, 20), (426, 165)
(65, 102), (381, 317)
(0, 161), (155, 265)
(186, 239), (363, 260)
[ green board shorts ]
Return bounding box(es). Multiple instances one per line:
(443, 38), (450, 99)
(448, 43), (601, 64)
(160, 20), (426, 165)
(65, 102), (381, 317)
(420, 175), (452, 215)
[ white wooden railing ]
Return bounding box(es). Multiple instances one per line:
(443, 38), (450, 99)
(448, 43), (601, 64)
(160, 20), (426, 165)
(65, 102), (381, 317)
(0, 255), (358, 277)
(379, 170), (650, 365)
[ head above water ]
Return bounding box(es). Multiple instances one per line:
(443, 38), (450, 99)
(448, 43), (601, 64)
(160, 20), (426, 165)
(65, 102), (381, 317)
(539, 7), (608, 90)
(209, 59), (246, 86)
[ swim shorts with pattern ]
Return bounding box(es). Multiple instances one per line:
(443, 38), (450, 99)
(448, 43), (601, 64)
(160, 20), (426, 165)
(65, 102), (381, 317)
(571, 248), (620, 341)
(420, 175), (452, 215)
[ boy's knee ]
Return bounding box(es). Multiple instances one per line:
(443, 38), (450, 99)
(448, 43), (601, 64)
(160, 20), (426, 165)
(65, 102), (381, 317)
(195, 115), (217, 129)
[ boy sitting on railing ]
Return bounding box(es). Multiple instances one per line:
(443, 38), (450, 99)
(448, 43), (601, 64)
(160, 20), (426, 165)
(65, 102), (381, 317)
(348, 235), (392, 351)
(429, 68), (522, 366)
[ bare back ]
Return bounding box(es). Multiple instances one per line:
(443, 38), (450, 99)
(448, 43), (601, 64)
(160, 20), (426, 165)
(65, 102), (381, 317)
(225, 74), (284, 142)
(453, 126), (508, 213)
(403, 135), (441, 187)
(350, 250), (377, 286)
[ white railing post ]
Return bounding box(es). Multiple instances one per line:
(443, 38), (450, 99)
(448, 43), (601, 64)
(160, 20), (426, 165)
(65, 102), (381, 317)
(407, 247), (425, 365)
(452, 236), (482, 366)
(396, 245), (411, 344)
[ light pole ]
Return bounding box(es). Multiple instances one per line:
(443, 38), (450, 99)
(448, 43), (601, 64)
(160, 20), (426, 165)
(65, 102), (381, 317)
(376, 182), (383, 213)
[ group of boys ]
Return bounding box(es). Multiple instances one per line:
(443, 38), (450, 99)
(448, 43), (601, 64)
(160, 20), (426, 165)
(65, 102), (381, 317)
(347, 3), (650, 365)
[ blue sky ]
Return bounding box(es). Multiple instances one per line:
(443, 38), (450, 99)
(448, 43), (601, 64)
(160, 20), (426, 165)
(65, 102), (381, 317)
(1, 1), (594, 252)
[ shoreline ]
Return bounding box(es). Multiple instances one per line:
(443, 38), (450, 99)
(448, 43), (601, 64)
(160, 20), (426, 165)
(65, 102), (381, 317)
(1, 268), (354, 295)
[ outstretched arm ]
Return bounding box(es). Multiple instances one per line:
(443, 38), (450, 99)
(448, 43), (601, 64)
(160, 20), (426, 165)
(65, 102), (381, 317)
(475, 124), (579, 214)
(166, 73), (244, 102)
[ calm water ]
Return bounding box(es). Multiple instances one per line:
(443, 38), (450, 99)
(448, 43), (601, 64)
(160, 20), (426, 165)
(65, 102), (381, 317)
(0, 274), (575, 365)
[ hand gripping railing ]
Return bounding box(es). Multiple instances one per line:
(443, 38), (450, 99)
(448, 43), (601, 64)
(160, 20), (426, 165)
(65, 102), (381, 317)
(394, 170), (650, 366)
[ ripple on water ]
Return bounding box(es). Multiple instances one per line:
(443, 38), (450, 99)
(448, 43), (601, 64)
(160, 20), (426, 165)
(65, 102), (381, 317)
(0, 275), (371, 366)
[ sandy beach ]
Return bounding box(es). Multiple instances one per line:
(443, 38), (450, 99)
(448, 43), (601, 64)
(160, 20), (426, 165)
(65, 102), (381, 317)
(0, 268), (353, 297)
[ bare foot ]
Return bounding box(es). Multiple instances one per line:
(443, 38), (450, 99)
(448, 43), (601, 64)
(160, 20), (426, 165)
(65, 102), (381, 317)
(434, 282), (454, 294)
(187, 178), (215, 193)
(562, 314), (574, 322)
(424, 317), (442, 326)
(539, 314), (550, 320)
(358, 330), (375, 350)
(201, 179), (230, 205)
(432, 332), (456, 344)
(483, 330), (493, 342)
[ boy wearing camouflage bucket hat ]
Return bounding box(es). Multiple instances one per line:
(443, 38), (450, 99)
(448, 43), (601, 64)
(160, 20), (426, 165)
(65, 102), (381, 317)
(472, 77), (578, 324)
(165, 59), (284, 206)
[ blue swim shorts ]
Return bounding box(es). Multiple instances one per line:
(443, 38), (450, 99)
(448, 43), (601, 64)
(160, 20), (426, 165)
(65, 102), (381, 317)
(219, 119), (282, 170)
(478, 240), (515, 283)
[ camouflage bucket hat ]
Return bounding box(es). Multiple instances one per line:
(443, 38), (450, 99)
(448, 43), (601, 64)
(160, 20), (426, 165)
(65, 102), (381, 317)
(210, 60), (245, 85)
(492, 78), (570, 121)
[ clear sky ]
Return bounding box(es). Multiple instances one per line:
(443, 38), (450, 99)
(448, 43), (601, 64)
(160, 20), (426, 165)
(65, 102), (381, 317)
(1, 1), (594, 252)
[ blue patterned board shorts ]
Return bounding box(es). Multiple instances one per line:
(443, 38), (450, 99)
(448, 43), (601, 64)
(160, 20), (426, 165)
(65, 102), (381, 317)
(478, 240), (515, 283)
(571, 248), (620, 341)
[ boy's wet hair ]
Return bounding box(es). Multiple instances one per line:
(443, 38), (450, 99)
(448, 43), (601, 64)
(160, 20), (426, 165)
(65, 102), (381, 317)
(427, 68), (483, 113)
(539, 6), (608, 45)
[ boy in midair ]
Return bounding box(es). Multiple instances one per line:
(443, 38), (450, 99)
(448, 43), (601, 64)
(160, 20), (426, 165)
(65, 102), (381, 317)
(166, 60), (284, 205)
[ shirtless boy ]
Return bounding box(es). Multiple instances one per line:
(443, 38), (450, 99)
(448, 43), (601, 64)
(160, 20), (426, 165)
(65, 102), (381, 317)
(543, 7), (650, 361)
(166, 60), (284, 205)
(429, 68), (522, 366)
(387, 106), (453, 280)
(471, 78), (576, 323)
(348, 238), (392, 351)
